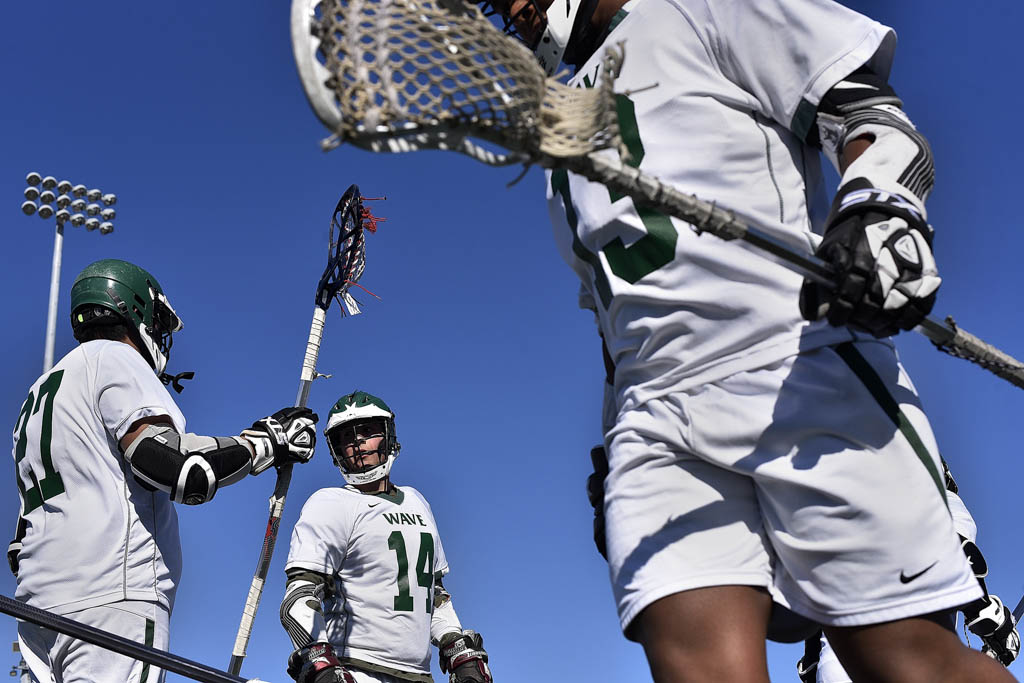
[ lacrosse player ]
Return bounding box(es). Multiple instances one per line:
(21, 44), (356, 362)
(9, 258), (318, 683)
(279, 391), (492, 683)
(477, 0), (1014, 679)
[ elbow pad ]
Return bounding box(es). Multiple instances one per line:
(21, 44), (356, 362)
(123, 425), (252, 505)
(815, 67), (934, 213)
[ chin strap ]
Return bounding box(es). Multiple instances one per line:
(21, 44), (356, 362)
(160, 370), (195, 393)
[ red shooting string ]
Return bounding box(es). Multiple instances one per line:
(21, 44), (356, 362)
(360, 196), (387, 233)
(345, 280), (382, 300)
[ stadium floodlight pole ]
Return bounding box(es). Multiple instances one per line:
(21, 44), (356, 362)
(10, 641), (30, 683)
(0, 594), (272, 683)
(228, 185), (375, 676)
(22, 172), (117, 372)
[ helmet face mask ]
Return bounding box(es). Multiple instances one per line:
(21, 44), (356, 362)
(329, 418), (389, 473)
(145, 291), (182, 374)
(70, 259), (183, 375)
(325, 391), (401, 486)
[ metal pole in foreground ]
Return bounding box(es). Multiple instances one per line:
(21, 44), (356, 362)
(22, 172), (118, 372)
(0, 594), (261, 683)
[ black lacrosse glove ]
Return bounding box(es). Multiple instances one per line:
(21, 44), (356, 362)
(800, 179), (940, 338)
(7, 540), (20, 577)
(439, 631), (493, 683)
(243, 407), (318, 474)
(586, 445), (609, 561)
(287, 642), (354, 683)
(965, 595), (1020, 666)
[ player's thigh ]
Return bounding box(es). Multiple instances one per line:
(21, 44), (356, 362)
(688, 341), (979, 625)
(823, 615), (1008, 682)
(56, 601), (169, 683)
(605, 395), (772, 637)
(634, 585), (772, 682)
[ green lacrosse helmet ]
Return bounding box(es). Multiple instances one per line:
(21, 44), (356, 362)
(70, 258), (183, 374)
(325, 390), (401, 485)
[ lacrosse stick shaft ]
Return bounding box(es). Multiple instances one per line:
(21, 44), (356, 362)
(578, 154), (1024, 389)
(228, 305), (327, 675)
(1013, 593), (1024, 624)
(0, 594), (254, 683)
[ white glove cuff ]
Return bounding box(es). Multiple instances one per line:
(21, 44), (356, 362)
(240, 431), (275, 475)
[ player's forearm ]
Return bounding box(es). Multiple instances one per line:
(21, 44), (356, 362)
(281, 570), (331, 650)
(839, 136), (873, 175)
(430, 581), (464, 645)
(815, 67), (934, 211)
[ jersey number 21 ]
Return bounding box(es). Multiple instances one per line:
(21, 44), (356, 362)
(13, 370), (66, 514)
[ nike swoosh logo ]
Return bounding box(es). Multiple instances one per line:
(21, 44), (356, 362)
(368, 502), (381, 508)
(899, 561), (938, 584)
(832, 80), (879, 91)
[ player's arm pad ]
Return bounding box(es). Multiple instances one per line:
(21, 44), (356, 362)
(961, 536), (990, 580)
(122, 424), (252, 505)
(281, 569), (332, 650)
(812, 66), (934, 209)
(430, 576), (464, 646)
(7, 514), (27, 577)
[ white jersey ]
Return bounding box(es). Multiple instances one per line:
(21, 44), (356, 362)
(546, 0), (897, 407)
(285, 485), (450, 677)
(12, 340), (185, 615)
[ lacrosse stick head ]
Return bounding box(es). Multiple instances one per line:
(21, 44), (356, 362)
(290, 0), (622, 165)
(316, 183), (371, 313)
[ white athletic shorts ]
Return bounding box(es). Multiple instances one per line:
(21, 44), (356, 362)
(18, 600), (169, 683)
(604, 340), (982, 635)
(346, 666), (419, 683)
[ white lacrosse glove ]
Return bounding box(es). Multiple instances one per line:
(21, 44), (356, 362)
(242, 407), (318, 474)
(800, 180), (940, 338)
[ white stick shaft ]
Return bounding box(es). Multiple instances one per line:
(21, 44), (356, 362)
(296, 306), (328, 407)
(229, 305), (327, 674)
(43, 223), (64, 372)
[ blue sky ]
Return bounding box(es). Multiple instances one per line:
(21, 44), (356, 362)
(2, 1), (1023, 681)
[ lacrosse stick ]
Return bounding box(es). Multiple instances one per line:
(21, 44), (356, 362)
(228, 184), (374, 675)
(0, 594), (268, 683)
(289, 0), (1024, 390)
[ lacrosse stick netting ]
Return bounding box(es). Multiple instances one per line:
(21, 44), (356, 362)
(290, 0), (622, 164)
(289, 0), (1024, 389)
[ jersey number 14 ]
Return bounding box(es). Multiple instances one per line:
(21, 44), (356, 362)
(388, 530), (435, 613)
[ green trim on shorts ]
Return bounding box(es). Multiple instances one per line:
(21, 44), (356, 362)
(140, 617), (155, 682)
(835, 342), (947, 504)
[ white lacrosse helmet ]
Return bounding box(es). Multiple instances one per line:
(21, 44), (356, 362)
(324, 390), (401, 485)
(479, 0), (595, 76)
